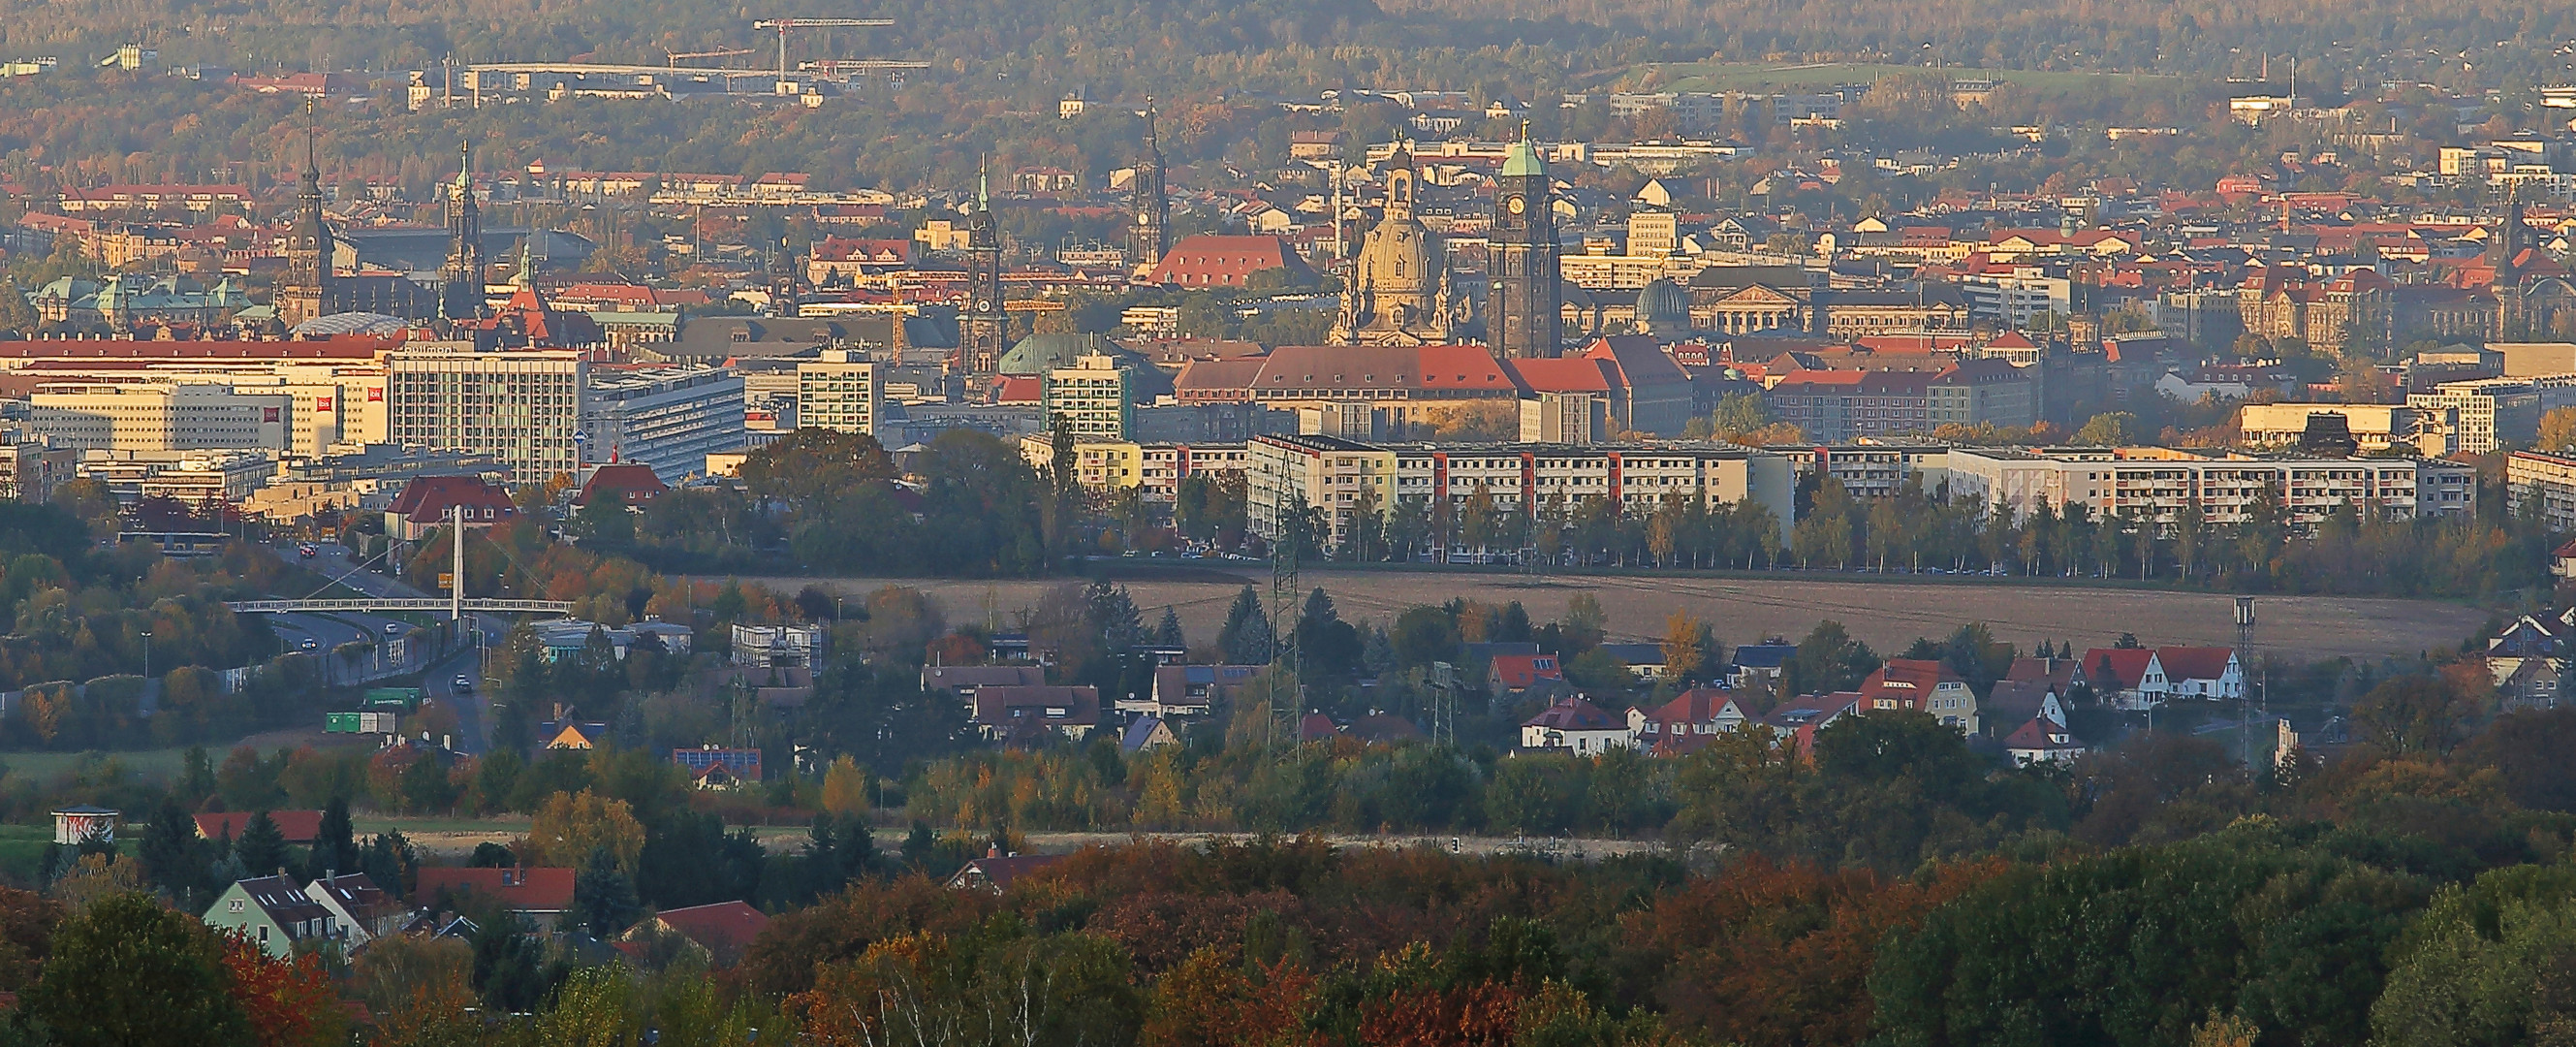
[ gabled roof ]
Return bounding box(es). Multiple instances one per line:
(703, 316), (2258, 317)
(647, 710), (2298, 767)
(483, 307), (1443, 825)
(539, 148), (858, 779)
(2154, 647), (2236, 682)
(921, 665), (1047, 692)
(1491, 653), (1564, 688)
(577, 463), (668, 507)
(1732, 641), (1797, 670)
(2003, 714), (2084, 752)
(416, 867), (577, 913)
(650, 902), (769, 964)
(1348, 714), (1426, 745)
(1639, 687), (1743, 726)
(222, 875), (333, 929)
(1859, 659), (1961, 709)
(971, 685), (1100, 727)
(2079, 649), (2157, 691)
(1522, 696), (1617, 731)
(196, 810), (323, 844)
(947, 852), (1063, 893)
(387, 475), (516, 520)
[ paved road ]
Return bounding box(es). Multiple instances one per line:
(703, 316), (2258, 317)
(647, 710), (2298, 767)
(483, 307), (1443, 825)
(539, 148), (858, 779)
(267, 541), (508, 751)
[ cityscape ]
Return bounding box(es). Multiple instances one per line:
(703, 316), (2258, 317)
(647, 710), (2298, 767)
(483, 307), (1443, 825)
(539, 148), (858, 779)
(0, 0), (2568, 1043)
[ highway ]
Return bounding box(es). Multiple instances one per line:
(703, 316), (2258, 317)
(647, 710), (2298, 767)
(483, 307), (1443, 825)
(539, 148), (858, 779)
(267, 541), (508, 752)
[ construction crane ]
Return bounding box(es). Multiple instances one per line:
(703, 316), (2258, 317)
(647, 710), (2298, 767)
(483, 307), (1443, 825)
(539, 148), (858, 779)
(751, 17), (892, 79)
(664, 47), (755, 67)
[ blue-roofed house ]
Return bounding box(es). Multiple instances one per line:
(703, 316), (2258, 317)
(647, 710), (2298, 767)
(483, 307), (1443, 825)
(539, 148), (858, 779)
(1730, 640), (1797, 688)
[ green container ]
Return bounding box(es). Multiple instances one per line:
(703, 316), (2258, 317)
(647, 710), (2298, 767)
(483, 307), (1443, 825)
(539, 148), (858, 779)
(362, 687), (424, 711)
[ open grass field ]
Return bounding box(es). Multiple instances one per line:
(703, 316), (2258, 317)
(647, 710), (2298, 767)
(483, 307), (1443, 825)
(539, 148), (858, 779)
(764, 568), (2488, 664)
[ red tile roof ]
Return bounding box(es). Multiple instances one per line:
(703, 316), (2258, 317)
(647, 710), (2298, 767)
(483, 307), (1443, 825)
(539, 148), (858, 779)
(2154, 647), (2236, 682)
(1144, 235), (1314, 288)
(416, 867), (577, 914)
(1858, 659), (1960, 711)
(1521, 696), (1616, 731)
(1491, 653), (1564, 689)
(388, 475), (517, 523)
(650, 902), (769, 964)
(2079, 649), (2156, 692)
(578, 463), (668, 507)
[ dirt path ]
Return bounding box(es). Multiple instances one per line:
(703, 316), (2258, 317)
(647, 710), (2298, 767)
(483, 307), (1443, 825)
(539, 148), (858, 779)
(729, 569), (2486, 663)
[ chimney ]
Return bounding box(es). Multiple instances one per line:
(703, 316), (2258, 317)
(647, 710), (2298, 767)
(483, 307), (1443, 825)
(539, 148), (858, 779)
(986, 843), (1000, 859)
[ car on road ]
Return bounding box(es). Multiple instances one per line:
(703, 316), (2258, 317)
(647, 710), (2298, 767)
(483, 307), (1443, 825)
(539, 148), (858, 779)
(384, 622), (405, 635)
(298, 638), (319, 651)
(297, 543), (318, 558)
(454, 675), (474, 691)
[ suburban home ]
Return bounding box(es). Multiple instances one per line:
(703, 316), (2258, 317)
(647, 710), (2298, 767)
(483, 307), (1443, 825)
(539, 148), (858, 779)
(575, 462), (668, 509)
(627, 901), (768, 967)
(672, 746), (763, 788)
(1490, 653), (1565, 695)
(1347, 714), (1427, 746)
(1519, 697), (1631, 754)
(2003, 715), (2089, 766)
(1761, 691), (1865, 760)
(947, 848), (1063, 893)
(416, 867), (577, 924)
(1120, 715), (1179, 754)
(2077, 648), (2161, 709)
(2004, 655), (2082, 693)
(303, 872), (412, 950)
(204, 875), (336, 959)
(1298, 712), (1340, 741)
(196, 810), (323, 846)
(1858, 659), (1981, 733)
(1982, 680), (2068, 735)
(2153, 647), (2246, 701)
(1729, 641), (1797, 688)
(921, 665), (1048, 711)
(971, 685), (1101, 744)
(1627, 688), (1757, 755)
(1134, 664), (1262, 716)
(1595, 643), (1671, 680)
(544, 720), (611, 750)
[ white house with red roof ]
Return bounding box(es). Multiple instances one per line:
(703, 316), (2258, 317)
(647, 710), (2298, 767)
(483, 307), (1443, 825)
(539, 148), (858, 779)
(1519, 696), (1632, 754)
(2152, 647), (2245, 701)
(1858, 658), (1981, 733)
(2077, 648), (2162, 710)
(1489, 652), (1564, 695)
(1627, 687), (1757, 755)
(2003, 715), (2088, 766)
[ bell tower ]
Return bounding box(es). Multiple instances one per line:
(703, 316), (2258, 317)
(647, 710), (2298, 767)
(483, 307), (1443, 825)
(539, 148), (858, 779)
(1490, 125), (1561, 358)
(959, 162), (1008, 373)
(440, 143), (485, 322)
(1130, 98), (1170, 282)
(279, 100), (333, 329)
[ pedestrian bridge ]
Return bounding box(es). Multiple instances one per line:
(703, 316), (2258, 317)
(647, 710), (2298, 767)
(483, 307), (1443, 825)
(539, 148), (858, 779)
(225, 599), (575, 615)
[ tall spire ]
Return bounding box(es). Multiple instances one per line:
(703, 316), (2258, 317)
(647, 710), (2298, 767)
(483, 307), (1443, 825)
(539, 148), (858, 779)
(302, 97), (319, 184)
(977, 154), (989, 208)
(515, 237), (534, 289)
(1145, 96), (1159, 151)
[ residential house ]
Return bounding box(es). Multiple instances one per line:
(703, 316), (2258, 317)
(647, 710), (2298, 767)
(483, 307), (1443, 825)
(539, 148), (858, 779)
(2154, 647), (2246, 700)
(1519, 697), (1632, 754)
(922, 665), (1048, 711)
(2003, 715), (2089, 766)
(1132, 664), (1261, 716)
(628, 901), (768, 967)
(731, 623), (825, 667)
(1348, 714), (1427, 746)
(1983, 680), (2068, 735)
(1761, 691), (1865, 760)
(303, 872), (412, 950)
(196, 810), (323, 846)
(2077, 648), (2161, 710)
(416, 867), (577, 924)
(971, 685), (1101, 744)
(575, 462), (668, 509)
(672, 746), (762, 788)
(1627, 688), (1756, 755)
(1120, 715), (1179, 754)
(947, 848), (1063, 893)
(1491, 653), (1565, 695)
(1730, 641), (1797, 688)
(1858, 659), (1980, 733)
(204, 875), (336, 959)
(1595, 643), (1671, 681)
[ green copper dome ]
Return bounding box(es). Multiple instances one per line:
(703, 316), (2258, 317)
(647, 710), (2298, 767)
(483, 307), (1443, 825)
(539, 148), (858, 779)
(1500, 138), (1547, 178)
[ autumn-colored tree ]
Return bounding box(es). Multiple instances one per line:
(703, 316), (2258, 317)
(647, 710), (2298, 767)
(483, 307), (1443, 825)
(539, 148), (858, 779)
(1622, 854), (2000, 1047)
(1660, 610), (1705, 681)
(0, 885), (60, 992)
(48, 852), (141, 913)
(525, 788), (644, 871)
(821, 755), (872, 816)
(1358, 981), (1524, 1047)
(1141, 947), (1320, 1047)
(218, 932), (347, 1047)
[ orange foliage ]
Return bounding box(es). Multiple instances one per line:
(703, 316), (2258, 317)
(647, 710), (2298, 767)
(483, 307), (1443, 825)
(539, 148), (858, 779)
(1357, 981), (1524, 1047)
(1141, 948), (1321, 1047)
(1622, 855), (2003, 1047)
(218, 933), (345, 1047)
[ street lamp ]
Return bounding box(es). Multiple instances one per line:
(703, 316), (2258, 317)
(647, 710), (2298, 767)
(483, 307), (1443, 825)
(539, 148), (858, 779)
(140, 630), (151, 680)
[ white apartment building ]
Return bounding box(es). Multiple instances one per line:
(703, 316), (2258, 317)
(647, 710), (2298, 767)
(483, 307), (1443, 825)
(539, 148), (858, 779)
(2509, 450), (2576, 533)
(76, 449), (275, 504)
(1014, 438), (1249, 505)
(579, 365), (745, 483)
(388, 347), (584, 486)
(2239, 403), (2420, 453)
(2407, 375), (2576, 454)
(796, 349), (879, 435)
(1944, 446), (2477, 532)
(1959, 270), (2073, 325)
(28, 382), (293, 453)
(1245, 434), (1796, 554)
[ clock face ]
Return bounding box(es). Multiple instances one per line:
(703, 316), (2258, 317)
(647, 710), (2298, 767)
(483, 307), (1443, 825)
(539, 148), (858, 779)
(1507, 195), (1525, 215)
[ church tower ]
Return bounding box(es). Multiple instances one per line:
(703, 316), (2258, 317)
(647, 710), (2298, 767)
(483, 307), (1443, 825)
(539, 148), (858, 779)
(440, 143), (485, 322)
(768, 238), (802, 318)
(278, 101), (333, 329)
(959, 164), (1008, 373)
(1130, 98), (1170, 282)
(1490, 127), (1562, 358)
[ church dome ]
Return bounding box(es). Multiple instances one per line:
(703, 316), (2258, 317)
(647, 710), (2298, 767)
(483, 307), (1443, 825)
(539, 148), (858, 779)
(1500, 137), (1547, 178)
(1637, 277), (1690, 333)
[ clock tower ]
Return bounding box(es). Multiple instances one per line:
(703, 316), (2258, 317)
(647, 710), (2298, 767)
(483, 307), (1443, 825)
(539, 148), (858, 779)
(1489, 128), (1561, 358)
(960, 163), (1008, 373)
